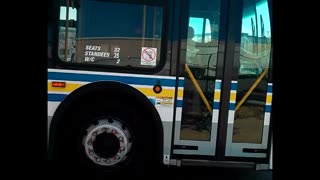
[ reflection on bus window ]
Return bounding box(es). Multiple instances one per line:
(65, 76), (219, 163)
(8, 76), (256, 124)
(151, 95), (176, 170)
(239, 0), (271, 76)
(233, 0), (271, 144)
(180, 0), (221, 141)
(188, 17), (212, 43)
(58, 6), (77, 62)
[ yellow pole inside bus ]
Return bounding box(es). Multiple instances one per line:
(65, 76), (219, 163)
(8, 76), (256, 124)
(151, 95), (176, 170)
(185, 64), (212, 114)
(235, 68), (268, 112)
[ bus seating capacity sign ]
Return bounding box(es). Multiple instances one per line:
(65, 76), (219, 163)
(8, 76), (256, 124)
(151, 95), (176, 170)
(141, 47), (157, 66)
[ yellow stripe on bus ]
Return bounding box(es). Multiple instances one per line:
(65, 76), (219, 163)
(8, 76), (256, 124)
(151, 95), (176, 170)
(48, 82), (184, 98)
(214, 91), (220, 101)
(229, 92), (237, 101)
(137, 88), (174, 97)
(177, 89), (184, 98)
(266, 95), (272, 103)
(48, 83), (82, 92)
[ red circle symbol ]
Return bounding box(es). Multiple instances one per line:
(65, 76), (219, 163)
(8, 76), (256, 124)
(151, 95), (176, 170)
(142, 48), (156, 62)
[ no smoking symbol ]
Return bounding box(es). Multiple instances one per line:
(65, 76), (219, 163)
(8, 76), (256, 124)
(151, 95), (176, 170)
(142, 48), (156, 62)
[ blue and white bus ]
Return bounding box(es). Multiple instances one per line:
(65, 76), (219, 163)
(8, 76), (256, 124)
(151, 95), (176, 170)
(48, 0), (273, 175)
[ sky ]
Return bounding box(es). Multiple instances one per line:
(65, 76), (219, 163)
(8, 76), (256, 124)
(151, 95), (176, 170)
(189, 0), (271, 38)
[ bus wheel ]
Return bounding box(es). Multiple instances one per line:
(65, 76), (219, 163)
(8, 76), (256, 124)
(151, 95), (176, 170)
(82, 118), (132, 167)
(55, 100), (157, 177)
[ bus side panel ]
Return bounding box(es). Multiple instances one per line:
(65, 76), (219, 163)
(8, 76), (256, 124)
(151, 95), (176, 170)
(48, 68), (184, 163)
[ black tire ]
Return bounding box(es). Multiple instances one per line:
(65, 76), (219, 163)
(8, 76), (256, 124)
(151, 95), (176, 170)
(52, 97), (158, 177)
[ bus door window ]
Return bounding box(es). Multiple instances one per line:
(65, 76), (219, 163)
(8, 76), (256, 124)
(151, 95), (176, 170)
(232, 0), (272, 144)
(186, 26), (199, 65)
(179, 0), (221, 141)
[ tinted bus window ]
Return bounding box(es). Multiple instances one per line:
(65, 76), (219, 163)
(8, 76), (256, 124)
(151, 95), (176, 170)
(180, 0), (221, 141)
(58, 0), (165, 69)
(233, 0), (272, 144)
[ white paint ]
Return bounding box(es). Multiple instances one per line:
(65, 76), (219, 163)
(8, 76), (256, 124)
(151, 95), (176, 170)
(264, 113), (270, 126)
(156, 106), (174, 122)
(48, 91), (70, 95)
(228, 110), (235, 124)
(49, 68), (177, 79)
(175, 108), (182, 121)
(48, 102), (61, 116)
(212, 109), (220, 123)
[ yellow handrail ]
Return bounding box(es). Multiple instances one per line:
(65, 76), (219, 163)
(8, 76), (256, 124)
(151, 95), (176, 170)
(235, 68), (269, 112)
(185, 64), (212, 114)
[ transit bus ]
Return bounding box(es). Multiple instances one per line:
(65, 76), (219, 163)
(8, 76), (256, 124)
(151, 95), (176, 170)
(48, 0), (273, 175)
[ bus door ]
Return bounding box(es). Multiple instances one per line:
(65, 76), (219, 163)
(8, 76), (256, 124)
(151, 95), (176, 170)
(172, 0), (272, 161)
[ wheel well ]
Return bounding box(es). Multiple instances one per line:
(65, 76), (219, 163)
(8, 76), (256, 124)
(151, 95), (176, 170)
(48, 81), (163, 164)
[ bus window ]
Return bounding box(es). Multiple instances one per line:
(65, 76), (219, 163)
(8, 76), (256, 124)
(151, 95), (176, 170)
(180, 0), (221, 141)
(58, 5), (77, 62)
(233, 0), (272, 144)
(58, 0), (165, 68)
(188, 17), (211, 43)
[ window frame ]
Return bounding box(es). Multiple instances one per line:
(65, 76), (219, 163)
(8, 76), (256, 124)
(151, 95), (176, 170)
(52, 0), (169, 74)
